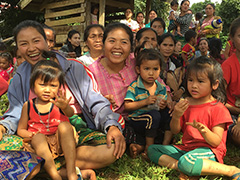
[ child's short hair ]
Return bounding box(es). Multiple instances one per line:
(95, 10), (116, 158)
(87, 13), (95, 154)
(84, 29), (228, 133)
(171, 0), (179, 7)
(136, 48), (163, 69)
(0, 52), (12, 64)
(0, 42), (7, 52)
(195, 12), (203, 20)
(186, 56), (226, 103)
(30, 60), (65, 90)
(184, 30), (197, 42)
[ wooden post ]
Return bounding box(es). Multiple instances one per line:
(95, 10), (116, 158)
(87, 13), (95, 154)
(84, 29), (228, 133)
(99, 0), (106, 26)
(145, 0), (151, 24)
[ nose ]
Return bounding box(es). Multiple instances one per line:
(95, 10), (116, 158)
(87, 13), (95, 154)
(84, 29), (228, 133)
(149, 69), (153, 75)
(44, 85), (50, 92)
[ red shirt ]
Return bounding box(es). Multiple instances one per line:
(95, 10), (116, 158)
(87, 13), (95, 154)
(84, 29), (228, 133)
(27, 99), (69, 135)
(174, 101), (232, 163)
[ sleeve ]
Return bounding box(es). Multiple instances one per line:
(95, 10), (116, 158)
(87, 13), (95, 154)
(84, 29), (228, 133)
(70, 61), (123, 133)
(0, 74), (26, 135)
(176, 14), (192, 25)
(182, 44), (190, 54)
(0, 76), (8, 96)
(124, 83), (136, 102)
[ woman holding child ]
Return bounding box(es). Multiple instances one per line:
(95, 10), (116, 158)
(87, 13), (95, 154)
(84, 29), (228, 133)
(0, 20), (125, 179)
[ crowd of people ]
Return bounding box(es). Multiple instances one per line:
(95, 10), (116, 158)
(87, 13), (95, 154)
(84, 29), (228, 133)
(1, 0), (240, 179)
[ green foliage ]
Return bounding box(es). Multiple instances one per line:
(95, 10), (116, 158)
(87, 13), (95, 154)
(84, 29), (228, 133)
(218, 0), (240, 35)
(190, 0), (212, 15)
(0, 93), (9, 116)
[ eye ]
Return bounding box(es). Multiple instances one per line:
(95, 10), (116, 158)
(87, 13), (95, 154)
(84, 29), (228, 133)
(144, 67), (149, 70)
(154, 68), (159, 71)
(122, 41), (128, 44)
(19, 42), (27, 46)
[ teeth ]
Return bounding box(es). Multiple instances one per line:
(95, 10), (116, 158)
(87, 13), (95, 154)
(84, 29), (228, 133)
(29, 53), (39, 57)
(112, 52), (121, 55)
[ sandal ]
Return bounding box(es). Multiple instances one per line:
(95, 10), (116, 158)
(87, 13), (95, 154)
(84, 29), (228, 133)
(232, 172), (240, 180)
(76, 167), (82, 180)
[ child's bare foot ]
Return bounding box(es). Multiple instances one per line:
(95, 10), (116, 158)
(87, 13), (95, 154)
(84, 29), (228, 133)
(179, 172), (200, 180)
(129, 143), (144, 158)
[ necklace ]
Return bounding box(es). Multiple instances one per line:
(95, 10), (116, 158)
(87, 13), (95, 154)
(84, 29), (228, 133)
(35, 98), (51, 132)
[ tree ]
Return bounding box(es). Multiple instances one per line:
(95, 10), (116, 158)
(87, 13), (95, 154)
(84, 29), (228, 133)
(190, 0), (212, 15)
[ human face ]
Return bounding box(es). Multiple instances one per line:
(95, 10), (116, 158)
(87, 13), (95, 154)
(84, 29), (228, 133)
(159, 37), (175, 61)
(0, 57), (9, 70)
(149, 11), (157, 21)
(44, 28), (55, 51)
(137, 13), (144, 24)
(125, 9), (133, 19)
(34, 76), (60, 102)
(205, 5), (215, 17)
(137, 30), (158, 49)
(136, 59), (161, 86)
(198, 40), (209, 54)
(172, 4), (178, 11)
(187, 71), (214, 103)
(151, 21), (164, 36)
(17, 27), (48, 66)
(86, 27), (103, 52)
(68, 33), (81, 48)
(175, 41), (182, 53)
(181, 1), (190, 13)
(16, 49), (25, 66)
(104, 28), (131, 65)
(231, 27), (240, 54)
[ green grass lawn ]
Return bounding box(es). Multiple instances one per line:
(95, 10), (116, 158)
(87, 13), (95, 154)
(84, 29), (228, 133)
(95, 142), (240, 180)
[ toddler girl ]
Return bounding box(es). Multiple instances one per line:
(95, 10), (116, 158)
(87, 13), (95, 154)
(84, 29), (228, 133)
(17, 60), (83, 180)
(148, 56), (240, 179)
(0, 52), (14, 81)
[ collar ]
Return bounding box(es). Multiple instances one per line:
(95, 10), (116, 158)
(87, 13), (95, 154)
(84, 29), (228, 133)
(136, 76), (165, 93)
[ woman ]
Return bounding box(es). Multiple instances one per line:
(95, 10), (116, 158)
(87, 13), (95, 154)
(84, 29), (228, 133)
(60, 29), (82, 58)
(158, 33), (185, 101)
(135, 28), (158, 50)
(0, 20), (125, 178)
(136, 12), (145, 30)
(120, 8), (139, 32)
(77, 24), (104, 66)
(195, 37), (209, 58)
(168, 0), (192, 43)
(197, 3), (222, 41)
(150, 17), (166, 37)
(145, 9), (158, 28)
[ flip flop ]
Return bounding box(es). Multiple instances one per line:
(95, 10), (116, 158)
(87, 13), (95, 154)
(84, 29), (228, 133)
(232, 172), (240, 180)
(76, 167), (82, 180)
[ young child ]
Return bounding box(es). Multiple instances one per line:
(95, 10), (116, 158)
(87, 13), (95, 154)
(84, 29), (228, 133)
(181, 29), (197, 67)
(124, 49), (172, 157)
(148, 56), (240, 179)
(91, 5), (99, 24)
(0, 52), (14, 82)
(17, 60), (85, 180)
(168, 0), (180, 36)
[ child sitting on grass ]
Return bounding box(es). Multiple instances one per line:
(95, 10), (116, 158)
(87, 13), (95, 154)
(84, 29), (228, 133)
(148, 56), (240, 180)
(181, 29), (197, 67)
(124, 49), (172, 158)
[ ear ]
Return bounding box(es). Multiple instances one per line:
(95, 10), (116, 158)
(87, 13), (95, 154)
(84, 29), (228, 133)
(212, 80), (219, 90)
(135, 66), (140, 74)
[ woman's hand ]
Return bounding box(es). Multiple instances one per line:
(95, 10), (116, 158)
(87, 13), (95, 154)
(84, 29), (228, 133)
(106, 126), (126, 159)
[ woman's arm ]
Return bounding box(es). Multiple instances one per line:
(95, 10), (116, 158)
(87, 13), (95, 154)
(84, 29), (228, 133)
(225, 103), (240, 115)
(17, 102), (33, 138)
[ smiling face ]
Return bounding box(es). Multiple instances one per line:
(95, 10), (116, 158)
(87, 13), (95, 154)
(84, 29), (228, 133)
(0, 57), (9, 70)
(68, 33), (81, 48)
(86, 27), (104, 52)
(136, 59), (161, 86)
(151, 21), (164, 36)
(136, 13), (144, 24)
(159, 37), (175, 61)
(181, 1), (190, 13)
(104, 28), (131, 66)
(17, 27), (48, 66)
(34, 76), (60, 102)
(149, 11), (157, 21)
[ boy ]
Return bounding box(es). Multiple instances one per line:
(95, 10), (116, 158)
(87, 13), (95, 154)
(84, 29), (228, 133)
(124, 49), (172, 157)
(181, 29), (197, 67)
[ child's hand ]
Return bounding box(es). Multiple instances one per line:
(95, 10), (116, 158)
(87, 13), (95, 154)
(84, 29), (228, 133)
(159, 99), (167, 109)
(146, 95), (157, 105)
(105, 94), (117, 109)
(186, 119), (208, 134)
(172, 98), (189, 118)
(50, 90), (72, 110)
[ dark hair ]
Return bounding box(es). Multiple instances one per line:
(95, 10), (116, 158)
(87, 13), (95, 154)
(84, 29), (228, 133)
(136, 12), (144, 18)
(0, 52), (12, 63)
(66, 29), (81, 57)
(0, 42), (7, 52)
(30, 60), (65, 90)
(205, 3), (215, 16)
(136, 28), (158, 42)
(83, 24), (104, 42)
(198, 37), (209, 47)
(195, 12), (203, 20)
(184, 29), (197, 42)
(136, 48), (163, 69)
(186, 56), (226, 103)
(13, 20), (46, 46)
(180, 0), (190, 6)
(209, 37), (222, 60)
(103, 23), (133, 48)
(150, 17), (166, 31)
(91, 4), (99, 14)
(171, 0), (179, 6)
(149, 9), (157, 15)
(229, 17), (240, 38)
(158, 32), (176, 46)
